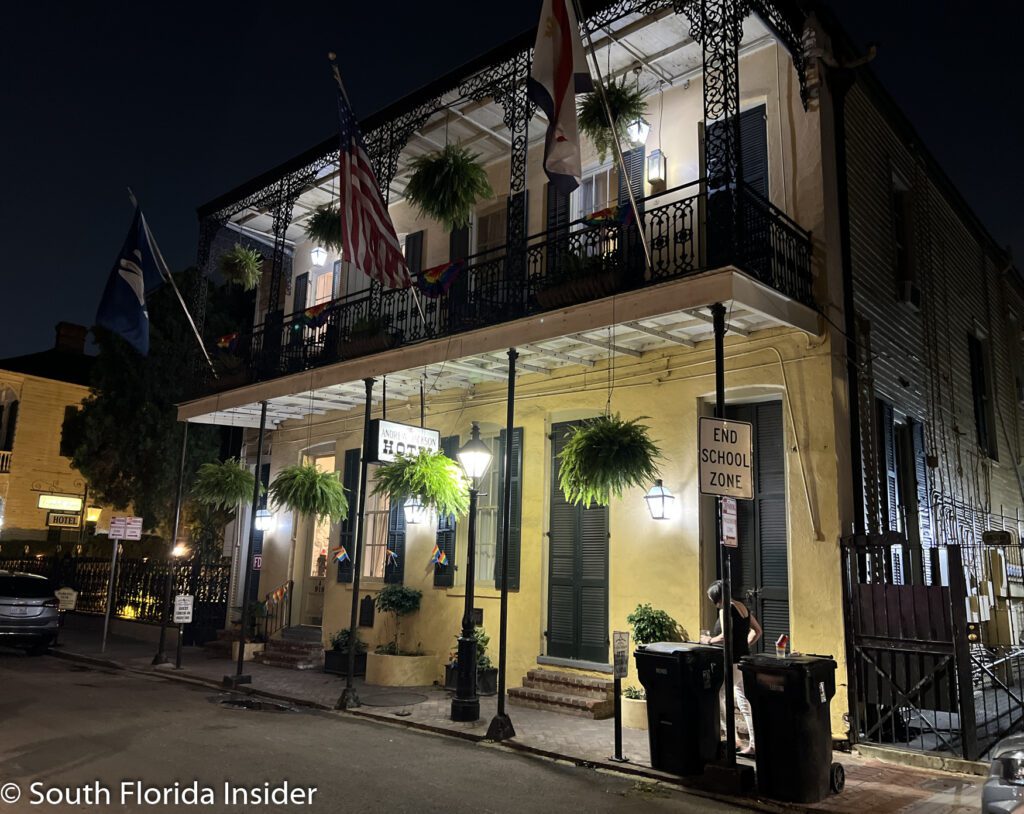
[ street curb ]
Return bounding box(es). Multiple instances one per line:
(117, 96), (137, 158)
(46, 647), (838, 812)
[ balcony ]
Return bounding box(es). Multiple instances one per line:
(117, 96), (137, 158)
(203, 180), (811, 394)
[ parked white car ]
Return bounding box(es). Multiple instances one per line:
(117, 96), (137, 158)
(984, 736), (1024, 812)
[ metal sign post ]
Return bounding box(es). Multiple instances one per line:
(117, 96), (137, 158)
(53, 587), (77, 646)
(610, 630), (630, 763)
(102, 516), (141, 653)
(173, 595), (193, 670)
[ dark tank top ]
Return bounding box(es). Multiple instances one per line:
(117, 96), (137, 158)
(713, 603), (751, 661)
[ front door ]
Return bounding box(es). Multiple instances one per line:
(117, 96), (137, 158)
(300, 453), (335, 626)
(725, 401), (789, 652)
(547, 421), (609, 663)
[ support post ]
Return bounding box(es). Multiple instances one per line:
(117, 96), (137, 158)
(224, 400), (268, 688)
(487, 348), (518, 741)
(175, 622), (184, 670)
(100, 538), (120, 654)
(611, 675), (624, 762)
(338, 378), (375, 710)
(452, 482), (481, 722)
(154, 422), (189, 665)
(713, 302), (736, 767)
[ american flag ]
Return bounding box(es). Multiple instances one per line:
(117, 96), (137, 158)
(337, 89), (411, 290)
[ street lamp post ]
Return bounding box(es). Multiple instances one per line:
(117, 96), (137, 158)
(451, 422), (491, 722)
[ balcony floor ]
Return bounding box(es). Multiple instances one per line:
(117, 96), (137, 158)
(179, 267), (819, 429)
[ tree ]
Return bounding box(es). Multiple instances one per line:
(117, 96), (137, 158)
(62, 268), (221, 532)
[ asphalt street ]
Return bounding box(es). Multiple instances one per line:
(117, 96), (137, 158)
(0, 649), (751, 813)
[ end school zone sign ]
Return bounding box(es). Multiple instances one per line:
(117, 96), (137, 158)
(698, 417), (754, 500)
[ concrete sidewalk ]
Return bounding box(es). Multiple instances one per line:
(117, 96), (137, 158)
(48, 619), (984, 814)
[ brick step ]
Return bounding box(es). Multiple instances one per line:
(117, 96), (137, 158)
(279, 625), (323, 643)
(507, 686), (613, 719)
(523, 669), (613, 700)
(263, 640), (325, 656)
(257, 655), (322, 670)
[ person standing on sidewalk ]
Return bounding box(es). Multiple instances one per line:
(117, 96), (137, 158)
(700, 579), (762, 755)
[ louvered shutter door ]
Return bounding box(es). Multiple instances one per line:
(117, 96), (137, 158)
(740, 105), (768, 200)
(495, 428), (524, 590)
(755, 402), (788, 653)
(545, 182), (571, 281)
(913, 421), (933, 582)
(336, 448), (360, 583)
(618, 147), (646, 287)
(384, 499), (406, 584)
(548, 423), (578, 659)
(579, 493), (609, 662)
(405, 230), (424, 278)
(877, 401), (900, 533)
(434, 436), (460, 588)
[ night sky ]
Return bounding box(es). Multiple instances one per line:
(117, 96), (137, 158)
(2, 1), (1019, 358)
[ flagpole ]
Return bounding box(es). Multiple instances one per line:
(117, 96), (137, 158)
(326, 53), (429, 330)
(568, 0), (653, 275)
(126, 188), (218, 377)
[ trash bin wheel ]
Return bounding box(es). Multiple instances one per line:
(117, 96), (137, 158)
(829, 762), (845, 794)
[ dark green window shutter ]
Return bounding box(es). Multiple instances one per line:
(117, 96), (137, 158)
(336, 447), (361, 583)
(754, 402), (788, 652)
(494, 427), (524, 590)
(618, 147), (646, 287)
(293, 272), (309, 313)
(545, 183), (571, 279)
(434, 435), (460, 588)
(617, 146), (645, 209)
(912, 420), (933, 582)
(384, 499), (406, 584)
(405, 230), (424, 277)
(547, 425), (578, 659)
(876, 400), (899, 534)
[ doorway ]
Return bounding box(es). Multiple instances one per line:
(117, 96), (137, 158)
(724, 401), (789, 652)
(300, 453), (335, 626)
(546, 421), (610, 663)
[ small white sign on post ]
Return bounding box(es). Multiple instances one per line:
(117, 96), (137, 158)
(698, 417), (754, 500)
(54, 587), (78, 611)
(612, 631), (631, 679)
(109, 516), (143, 542)
(721, 497), (739, 548)
(173, 594), (194, 625)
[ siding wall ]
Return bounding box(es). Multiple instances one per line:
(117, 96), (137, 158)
(845, 81), (1024, 548)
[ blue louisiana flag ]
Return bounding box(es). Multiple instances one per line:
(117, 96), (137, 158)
(96, 209), (165, 355)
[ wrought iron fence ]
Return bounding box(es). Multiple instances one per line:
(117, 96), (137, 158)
(201, 180), (813, 393)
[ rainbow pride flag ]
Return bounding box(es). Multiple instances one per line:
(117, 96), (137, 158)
(331, 545), (350, 563)
(215, 332), (239, 353)
(429, 543), (449, 566)
(416, 259), (465, 298)
(582, 205), (633, 228)
(293, 302), (330, 329)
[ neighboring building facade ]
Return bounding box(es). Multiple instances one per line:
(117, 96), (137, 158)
(176, 0), (1020, 753)
(0, 323), (109, 553)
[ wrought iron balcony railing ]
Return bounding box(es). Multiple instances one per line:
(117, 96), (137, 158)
(205, 180), (812, 393)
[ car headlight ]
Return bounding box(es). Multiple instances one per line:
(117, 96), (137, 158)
(997, 750), (1024, 785)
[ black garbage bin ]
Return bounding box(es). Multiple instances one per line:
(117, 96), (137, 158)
(635, 642), (723, 775)
(738, 653), (844, 803)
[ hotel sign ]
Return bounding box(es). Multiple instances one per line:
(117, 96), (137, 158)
(699, 417), (754, 500)
(367, 419), (440, 464)
(38, 494), (83, 512)
(47, 511), (81, 529)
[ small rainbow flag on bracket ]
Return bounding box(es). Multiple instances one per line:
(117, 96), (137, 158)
(331, 545), (350, 564)
(416, 259), (465, 298)
(215, 332), (239, 353)
(429, 543), (448, 566)
(582, 205), (633, 228)
(293, 302), (331, 329)
(384, 548), (399, 567)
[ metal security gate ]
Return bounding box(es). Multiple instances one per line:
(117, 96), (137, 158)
(842, 533), (1024, 759)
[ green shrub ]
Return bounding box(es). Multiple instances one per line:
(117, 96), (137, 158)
(375, 585), (423, 654)
(626, 603), (681, 646)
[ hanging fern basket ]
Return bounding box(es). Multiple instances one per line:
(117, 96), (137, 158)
(192, 458), (258, 511)
(404, 144), (493, 231)
(305, 205), (344, 253)
(577, 76), (648, 162)
(372, 449), (470, 518)
(219, 244), (264, 291)
(269, 463), (349, 523)
(558, 414), (663, 507)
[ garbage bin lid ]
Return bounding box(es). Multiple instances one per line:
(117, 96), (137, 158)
(739, 652), (836, 671)
(638, 641), (722, 655)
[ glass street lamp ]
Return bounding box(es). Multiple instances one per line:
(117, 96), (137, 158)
(171, 543), (190, 559)
(86, 505), (102, 524)
(254, 509), (276, 533)
(452, 422), (492, 722)
(403, 495), (430, 525)
(310, 246), (328, 267)
(644, 479), (675, 520)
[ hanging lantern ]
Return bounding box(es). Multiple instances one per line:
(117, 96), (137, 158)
(86, 505), (102, 524)
(255, 508), (276, 533)
(647, 148), (667, 184)
(627, 118), (650, 145)
(310, 246), (328, 267)
(644, 479), (675, 520)
(403, 495), (431, 525)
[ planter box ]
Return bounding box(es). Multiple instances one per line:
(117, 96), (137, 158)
(444, 665), (497, 696)
(535, 266), (625, 310)
(621, 696), (648, 730)
(324, 649), (367, 677)
(338, 331), (399, 360)
(365, 652), (437, 687)
(231, 641), (265, 662)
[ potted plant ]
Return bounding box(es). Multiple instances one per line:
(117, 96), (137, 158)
(269, 462), (349, 523)
(621, 685), (648, 730)
(558, 414), (663, 506)
(444, 627), (497, 695)
(219, 244), (264, 291)
(338, 314), (399, 359)
(577, 76), (648, 162)
(229, 599), (268, 661)
(535, 251), (625, 310)
(366, 585), (436, 686)
(305, 205), (343, 252)
(324, 628), (368, 676)
(373, 448), (469, 519)
(404, 144), (493, 231)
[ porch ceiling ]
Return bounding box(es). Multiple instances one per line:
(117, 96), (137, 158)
(179, 267), (819, 429)
(226, 12), (773, 240)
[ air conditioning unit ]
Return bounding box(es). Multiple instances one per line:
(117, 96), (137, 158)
(897, 280), (922, 310)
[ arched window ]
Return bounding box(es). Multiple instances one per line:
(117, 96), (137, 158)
(0, 387), (18, 453)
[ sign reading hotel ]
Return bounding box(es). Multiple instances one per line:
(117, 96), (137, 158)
(367, 419), (440, 464)
(698, 417), (754, 500)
